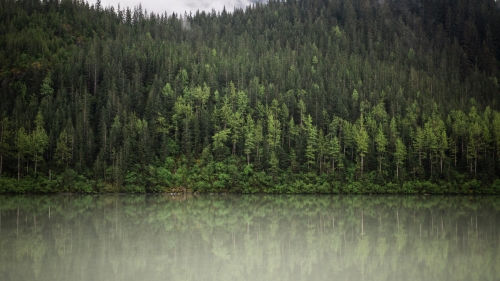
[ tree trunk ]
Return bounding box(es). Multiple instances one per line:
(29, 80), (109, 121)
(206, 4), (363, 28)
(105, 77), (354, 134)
(94, 65), (97, 95)
(430, 156), (433, 177)
(379, 157), (382, 174)
(361, 155), (364, 178)
(440, 156), (443, 173)
(319, 156), (322, 174)
(454, 143), (457, 167)
(282, 129), (285, 149)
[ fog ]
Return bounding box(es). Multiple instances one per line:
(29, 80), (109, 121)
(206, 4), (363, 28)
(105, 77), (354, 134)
(99, 0), (266, 16)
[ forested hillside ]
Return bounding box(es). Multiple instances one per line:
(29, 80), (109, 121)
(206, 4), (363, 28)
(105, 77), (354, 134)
(1, 0), (500, 193)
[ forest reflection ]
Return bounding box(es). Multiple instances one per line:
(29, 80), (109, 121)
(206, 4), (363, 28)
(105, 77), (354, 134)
(0, 195), (499, 281)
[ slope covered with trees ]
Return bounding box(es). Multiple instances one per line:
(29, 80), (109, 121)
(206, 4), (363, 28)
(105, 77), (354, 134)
(1, 0), (500, 193)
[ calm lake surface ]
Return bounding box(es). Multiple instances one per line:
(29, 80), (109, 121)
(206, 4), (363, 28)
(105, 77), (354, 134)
(0, 195), (499, 281)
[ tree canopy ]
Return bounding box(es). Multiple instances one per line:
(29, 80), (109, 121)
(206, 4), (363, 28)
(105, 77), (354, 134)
(1, 0), (500, 193)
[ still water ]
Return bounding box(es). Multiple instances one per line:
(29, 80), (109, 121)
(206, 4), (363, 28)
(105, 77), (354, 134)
(0, 195), (499, 281)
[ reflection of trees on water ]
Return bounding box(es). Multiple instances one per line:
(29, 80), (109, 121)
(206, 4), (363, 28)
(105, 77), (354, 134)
(0, 195), (499, 281)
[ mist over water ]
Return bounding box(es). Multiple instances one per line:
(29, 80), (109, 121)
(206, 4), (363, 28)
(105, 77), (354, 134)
(1, 195), (499, 281)
(100, 0), (267, 16)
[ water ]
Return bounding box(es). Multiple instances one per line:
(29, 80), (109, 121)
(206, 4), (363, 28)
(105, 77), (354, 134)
(0, 195), (499, 281)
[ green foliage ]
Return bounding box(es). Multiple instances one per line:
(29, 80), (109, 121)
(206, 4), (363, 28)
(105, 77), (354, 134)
(0, 114), (12, 178)
(374, 124), (387, 174)
(267, 110), (281, 151)
(304, 115), (317, 170)
(355, 114), (369, 177)
(328, 135), (342, 173)
(29, 111), (49, 174)
(0, 0), (499, 193)
(269, 151), (279, 181)
(54, 129), (73, 169)
(394, 137), (407, 180)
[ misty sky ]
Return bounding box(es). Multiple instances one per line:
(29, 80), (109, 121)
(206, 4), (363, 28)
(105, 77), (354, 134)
(100, 0), (265, 16)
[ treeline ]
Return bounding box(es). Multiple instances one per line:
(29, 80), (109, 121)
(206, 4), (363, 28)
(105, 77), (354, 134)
(1, 0), (500, 193)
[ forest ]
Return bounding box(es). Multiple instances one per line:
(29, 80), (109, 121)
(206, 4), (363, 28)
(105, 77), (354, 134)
(1, 0), (500, 193)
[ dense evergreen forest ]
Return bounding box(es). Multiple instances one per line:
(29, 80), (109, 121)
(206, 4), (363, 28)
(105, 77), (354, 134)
(1, 0), (500, 193)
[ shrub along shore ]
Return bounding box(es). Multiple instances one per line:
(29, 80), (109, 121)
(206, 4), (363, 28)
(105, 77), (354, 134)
(1, 169), (499, 194)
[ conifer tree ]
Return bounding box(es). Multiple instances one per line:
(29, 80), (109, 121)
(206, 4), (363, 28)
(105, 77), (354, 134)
(328, 135), (341, 173)
(54, 129), (73, 169)
(394, 137), (406, 180)
(16, 127), (30, 181)
(304, 115), (317, 170)
(269, 150), (279, 181)
(0, 114), (12, 178)
(31, 111), (49, 174)
(493, 111), (500, 168)
(267, 111), (281, 151)
(375, 124), (387, 175)
(355, 114), (369, 178)
(244, 115), (255, 166)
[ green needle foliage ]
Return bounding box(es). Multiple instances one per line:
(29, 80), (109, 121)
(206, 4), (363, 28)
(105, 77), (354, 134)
(0, 0), (500, 193)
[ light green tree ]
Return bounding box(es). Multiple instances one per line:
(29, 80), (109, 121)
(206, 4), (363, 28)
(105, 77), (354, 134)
(40, 73), (54, 97)
(394, 137), (406, 180)
(374, 124), (387, 174)
(450, 109), (468, 156)
(328, 135), (342, 173)
(304, 115), (317, 170)
(424, 112), (448, 175)
(267, 111), (281, 151)
(243, 115), (255, 165)
(16, 127), (30, 180)
(212, 128), (230, 159)
(228, 111), (244, 155)
(438, 130), (448, 173)
(297, 99), (306, 126)
(161, 82), (174, 97)
(288, 117), (299, 150)
(156, 113), (172, 134)
(389, 116), (399, 143)
(191, 83), (211, 114)
(31, 111), (49, 174)
(413, 126), (427, 167)
(254, 121), (263, 163)
(355, 114), (369, 177)
(342, 119), (355, 160)
(467, 106), (482, 175)
(54, 129), (74, 168)
(173, 95), (193, 154)
(269, 150), (279, 181)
